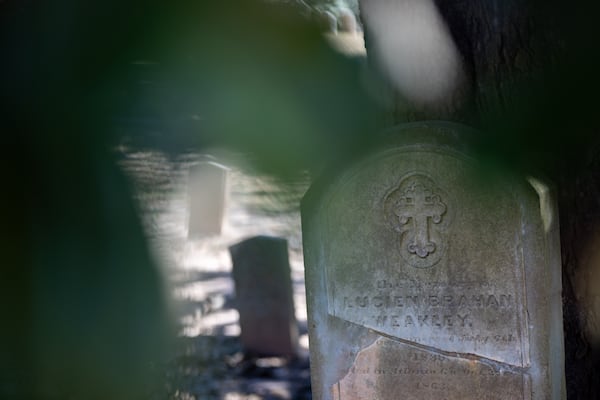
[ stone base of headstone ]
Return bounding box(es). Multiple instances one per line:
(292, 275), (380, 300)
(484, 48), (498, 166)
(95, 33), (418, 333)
(302, 122), (565, 400)
(188, 161), (228, 238)
(230, 236), (298, 358)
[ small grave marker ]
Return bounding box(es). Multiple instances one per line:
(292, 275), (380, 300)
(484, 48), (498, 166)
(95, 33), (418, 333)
(188, 161), (228, 238)
(230, 236), (298, 357)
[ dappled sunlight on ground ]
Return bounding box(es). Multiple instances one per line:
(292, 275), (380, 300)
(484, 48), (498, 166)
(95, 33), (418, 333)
(120, 149), (311, 399)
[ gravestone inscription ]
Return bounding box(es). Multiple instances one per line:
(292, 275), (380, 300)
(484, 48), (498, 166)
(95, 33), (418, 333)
(230, 236), (298, 357)
(302, 122), (565, 399)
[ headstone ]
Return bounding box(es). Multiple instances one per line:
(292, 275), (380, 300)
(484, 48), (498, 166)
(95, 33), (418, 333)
(302, 122), (565, 399)
(230, 236), (298, 357)
(188, 160), (228, 238)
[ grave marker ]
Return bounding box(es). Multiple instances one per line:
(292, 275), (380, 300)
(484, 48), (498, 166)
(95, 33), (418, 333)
(230, 236), (298, 357)
(188, 161), (228, 238)
(302, 122), (565, 399)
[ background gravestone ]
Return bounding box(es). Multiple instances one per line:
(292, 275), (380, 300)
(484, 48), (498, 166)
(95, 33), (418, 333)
(302, 122), (565, 400)
(229, 236), (298, 357)
(188, 161), (228, 238)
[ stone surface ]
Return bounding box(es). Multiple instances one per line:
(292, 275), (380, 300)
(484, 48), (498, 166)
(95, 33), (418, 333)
(332, 337), (529, 400)
(230, 236), (298, 357)
(302, 122), (565, 400)
(188, 161), (228, 238)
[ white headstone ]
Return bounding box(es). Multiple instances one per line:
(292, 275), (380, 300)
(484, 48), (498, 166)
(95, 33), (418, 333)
(188, 161), (228, 238)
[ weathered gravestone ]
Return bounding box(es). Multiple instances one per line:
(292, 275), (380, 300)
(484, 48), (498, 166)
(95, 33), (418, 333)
(230, 236), (298, 357)
(302, 122), (565, 400)
(188, 160), (228, 238)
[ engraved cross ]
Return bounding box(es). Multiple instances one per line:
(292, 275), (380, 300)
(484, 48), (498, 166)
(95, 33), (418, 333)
(394, 183), (446, 258)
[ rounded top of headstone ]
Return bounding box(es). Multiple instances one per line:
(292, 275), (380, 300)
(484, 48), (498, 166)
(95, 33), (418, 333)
(302, 121), (478, 208)
(378, 120), (478, 150)
(229, 235), (288, 254)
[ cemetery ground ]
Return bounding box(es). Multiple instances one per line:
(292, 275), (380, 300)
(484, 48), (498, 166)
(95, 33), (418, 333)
(118, 148), (311, 400)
